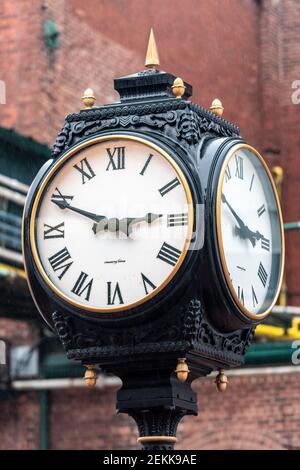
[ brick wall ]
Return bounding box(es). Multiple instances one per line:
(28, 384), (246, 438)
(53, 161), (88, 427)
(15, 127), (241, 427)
(1, 371), (299, 450)
(259, 0), (300, 305)
(0, 0), (261, 146)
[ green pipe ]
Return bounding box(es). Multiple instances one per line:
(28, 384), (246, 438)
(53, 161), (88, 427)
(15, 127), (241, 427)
(245, 341), (294, 365)
(39, 390), (48, 450)
(284, 222), (300, 231)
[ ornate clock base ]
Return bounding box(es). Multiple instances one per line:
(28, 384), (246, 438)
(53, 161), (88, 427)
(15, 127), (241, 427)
(116, 372), (197, 450)
(130, 409), (187, 450)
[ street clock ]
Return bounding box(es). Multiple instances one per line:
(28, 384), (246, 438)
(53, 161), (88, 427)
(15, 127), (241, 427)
(22, 31), (284, 449)
(28, 135), (195, 315)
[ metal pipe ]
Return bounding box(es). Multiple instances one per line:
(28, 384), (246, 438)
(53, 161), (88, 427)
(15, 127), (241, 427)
(272, 305), (300, 315)
(11, 376), (121, 390)
(284, 222), (300, 231)
(0, 246), (23, 264)
(39, 390), (48, 450)
(0, 173), (29, 194)
(0, 186), (26, 206)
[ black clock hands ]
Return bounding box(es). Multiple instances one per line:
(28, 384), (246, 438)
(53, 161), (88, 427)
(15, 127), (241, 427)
(53, 199), (162, 237)
(52, 199), (107, 223)
(119, 213), (163, 236)
(221, 193), (247, 231)
(221, 193), (265, 247)
(93, 213), (163, 236)
(235, 226), (264, 247)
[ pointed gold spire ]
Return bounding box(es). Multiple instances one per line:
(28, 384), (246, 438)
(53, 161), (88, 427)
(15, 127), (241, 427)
(145, 28), (160, 70)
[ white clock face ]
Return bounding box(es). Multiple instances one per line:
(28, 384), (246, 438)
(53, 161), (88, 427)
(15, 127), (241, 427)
(217, 145), (283, 317)
(32, 136), (193, 312)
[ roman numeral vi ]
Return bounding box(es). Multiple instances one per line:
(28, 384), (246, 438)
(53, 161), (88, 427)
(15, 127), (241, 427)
(107, 282), (124, 305)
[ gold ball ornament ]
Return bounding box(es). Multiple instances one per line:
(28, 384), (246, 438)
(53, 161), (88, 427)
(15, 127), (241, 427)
(172, 77), (186, 99)
(210, 98), (224, 117)
(84, 366), (97, 388)
(81, 88), (96, 109)
(175, 358), (190, 382)
(215, 369), (228, 392)
(272, 166), (284, 183)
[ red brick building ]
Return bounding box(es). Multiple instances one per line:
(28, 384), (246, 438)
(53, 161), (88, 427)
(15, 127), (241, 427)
(0, 0), (300, 450)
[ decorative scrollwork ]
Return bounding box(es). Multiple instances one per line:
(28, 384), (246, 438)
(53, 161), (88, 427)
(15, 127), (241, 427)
(52, 99), (239, 158)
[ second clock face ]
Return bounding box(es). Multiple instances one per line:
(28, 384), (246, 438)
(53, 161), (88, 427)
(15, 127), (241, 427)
(31, 136), (193, 312)
(216, 144), (283, 318)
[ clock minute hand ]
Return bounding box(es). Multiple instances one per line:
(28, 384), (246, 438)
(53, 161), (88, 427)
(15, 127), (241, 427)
(221, 193), (246, 230)
(119, 213), (163, 236)
(53, 199), (107, 223)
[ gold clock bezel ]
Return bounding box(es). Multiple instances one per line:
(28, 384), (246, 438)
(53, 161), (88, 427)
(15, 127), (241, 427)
(28, 134), (194, 314)
(215, 143), (285, 320)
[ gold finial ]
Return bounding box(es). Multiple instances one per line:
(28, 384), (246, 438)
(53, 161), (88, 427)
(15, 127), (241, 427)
(210, 98), (224, 117)
(272, 166), (284, 185)
(81, 88), (96, 109)
(172, 77), (186, 99)
(84, 365), (97, 388)
(215, 369), (228, 392)
(145, 28), (160, 70)
(175, 358), (190, 382)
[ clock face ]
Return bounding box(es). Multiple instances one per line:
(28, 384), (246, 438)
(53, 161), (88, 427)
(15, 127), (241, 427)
(30, 135), (193, 313)
(216, 144), (284, 319)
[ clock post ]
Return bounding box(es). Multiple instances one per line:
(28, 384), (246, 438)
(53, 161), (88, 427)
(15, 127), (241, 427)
(22, 30), (284, 450)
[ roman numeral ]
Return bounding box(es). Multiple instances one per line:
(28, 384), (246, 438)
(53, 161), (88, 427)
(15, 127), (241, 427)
(225, 165), (231, 183)
(257, 204), (266, 217)
(157, 242), (181, 266)
(261, 236), (270, 251)
(48, 247), (73, 280)
(252, 286), (258, 308)
(106, 147), (126, 171)
(44, 222), (65, 239)
(71, 272), (93, 301)
(167, 213), (188, 227)
(159, 177), (181, 197)
(249, 174), (255, 191)
(140, 154), (153, 176)
(141, 273), (156, 295)
(238, 286), (245, 305)
(107, 282), (124, 305)
(73, 157), (96, 184)
(258, 262), (268, 287)
(51, 187), (73, 206)
(235, 155), (243, 179)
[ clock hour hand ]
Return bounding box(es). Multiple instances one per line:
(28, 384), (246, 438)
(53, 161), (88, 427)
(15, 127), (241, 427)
(53, 199), (107, 223)
(119, 213), (163, 236)
(235, 226), (265, 247)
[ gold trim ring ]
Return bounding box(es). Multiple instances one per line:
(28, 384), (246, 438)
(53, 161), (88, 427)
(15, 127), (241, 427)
(137, 436), (177, 444)
(215, 143), (285, 320)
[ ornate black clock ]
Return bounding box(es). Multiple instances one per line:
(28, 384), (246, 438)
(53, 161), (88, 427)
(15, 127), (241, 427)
(22, 31), (284, 449)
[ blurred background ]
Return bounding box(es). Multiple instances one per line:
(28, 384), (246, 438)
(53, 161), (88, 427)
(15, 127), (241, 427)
(0, 0), (300, 450)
